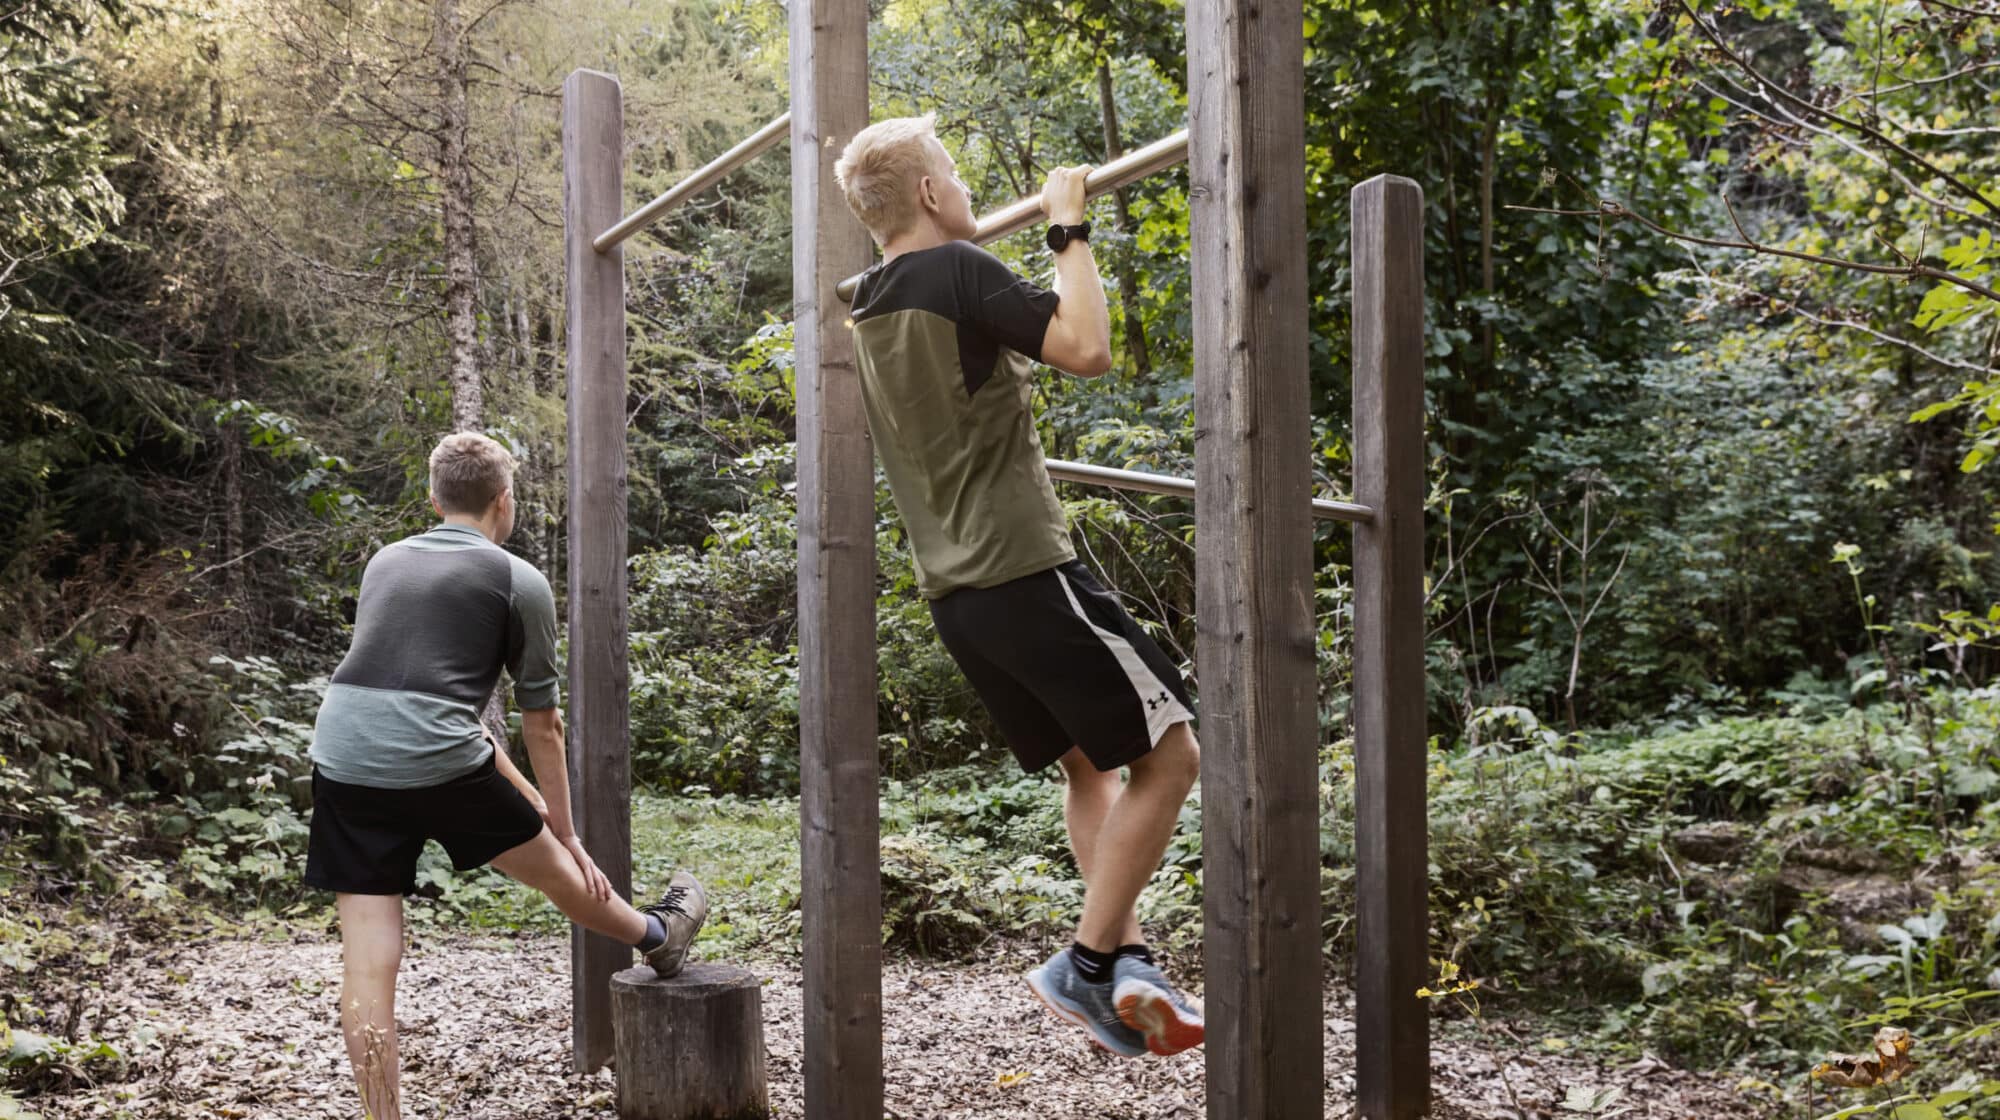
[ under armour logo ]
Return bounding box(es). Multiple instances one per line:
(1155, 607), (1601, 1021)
(1145, 692), (1170, 712)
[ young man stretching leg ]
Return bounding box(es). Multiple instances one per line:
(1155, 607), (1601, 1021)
(835, 116), (1204, 1058)
(303, 433), (710, 1119)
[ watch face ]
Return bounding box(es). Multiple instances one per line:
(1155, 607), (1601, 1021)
(1046, 224), (1067, 252)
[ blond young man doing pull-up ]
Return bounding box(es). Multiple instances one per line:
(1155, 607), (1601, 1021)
(834, 116), (1204, 1058)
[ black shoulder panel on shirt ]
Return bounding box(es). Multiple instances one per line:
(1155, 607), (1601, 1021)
(852, 241), (1057, 401)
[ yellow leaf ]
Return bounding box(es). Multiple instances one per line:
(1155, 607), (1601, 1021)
(1875, 189), (1890, 204)
(996, 1070), (1032, 1088)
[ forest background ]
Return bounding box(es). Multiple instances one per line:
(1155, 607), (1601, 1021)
(4, 0), (1999, 1115)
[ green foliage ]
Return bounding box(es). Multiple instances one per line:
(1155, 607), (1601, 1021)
(0, 561), (319, 910)
(210, 401), (361, 520)
(0, 2), (126, 290)
(2, 1020), (124, 1097)
(165, 655), (314, 903)
(1378, 695), (2000, 1085)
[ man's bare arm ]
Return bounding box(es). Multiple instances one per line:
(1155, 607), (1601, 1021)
(488, 730), (548, 816)
(519, 706), (611, 900)
(1037, 165), (1113, 377)
(521, 707), (578, 837)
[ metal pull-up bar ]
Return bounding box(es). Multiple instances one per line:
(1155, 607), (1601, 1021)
(594, 112), (793, 253)
(591, 118), (1325, 521)
(833, 128), (1188, 302)
(818, 125), (1366, 523)
(586, 115), (1363, 523)
(1045, 458), (1372, 523)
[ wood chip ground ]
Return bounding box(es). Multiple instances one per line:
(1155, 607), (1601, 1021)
(23, 933), (1769, 1119)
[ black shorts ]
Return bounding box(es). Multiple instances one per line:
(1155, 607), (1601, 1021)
(929, 560), (1195, 773)
(303, 752), (544, 895)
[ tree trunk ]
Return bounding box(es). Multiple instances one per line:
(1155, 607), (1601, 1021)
(1478, 26), (1517, 375)
(611, 965), (769, 1119)
(435, 0), (482, 433)
(219, 304), (245, 607)
(1096, 62), (1151, 379)
(209, 37), (246, 608)
(434, 0), (505, 742)
(1478, 90), (1498, 371)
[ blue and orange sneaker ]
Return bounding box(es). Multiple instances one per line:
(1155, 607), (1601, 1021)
(1112, 953), (1205, 1056)
(1025, 948), (1147, 1058)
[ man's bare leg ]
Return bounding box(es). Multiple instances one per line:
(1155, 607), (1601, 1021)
(1073, 722), (1200, 952)
(336, 893), (404, 1120)
(1056, 748), (1144, 947)
(488, 827), (648, 944)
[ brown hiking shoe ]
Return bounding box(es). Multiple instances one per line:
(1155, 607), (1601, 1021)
(639, 871), (708, 978)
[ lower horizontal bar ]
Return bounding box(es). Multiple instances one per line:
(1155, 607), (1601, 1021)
(1045, 458), (1372, 524)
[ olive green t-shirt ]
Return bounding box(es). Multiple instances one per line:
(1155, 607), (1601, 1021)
(849, 240), (1074, 598)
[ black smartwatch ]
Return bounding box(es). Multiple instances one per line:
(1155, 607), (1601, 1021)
(1046, 222), (1092, 253)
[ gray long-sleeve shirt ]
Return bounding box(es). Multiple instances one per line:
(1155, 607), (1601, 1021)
(308, 523), (560, 788)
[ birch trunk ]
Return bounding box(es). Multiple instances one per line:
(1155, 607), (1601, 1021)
(435, 0), (482, 433)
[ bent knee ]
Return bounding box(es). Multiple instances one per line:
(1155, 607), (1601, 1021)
(1132, 725), (1200, 789)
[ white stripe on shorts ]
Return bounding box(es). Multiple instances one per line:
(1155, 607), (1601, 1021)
(1053, 568), (1195, 749)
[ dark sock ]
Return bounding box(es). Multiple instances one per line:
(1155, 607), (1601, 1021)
(636, 912), (667, 952)
(1069, 942), (1117, 985)
(1115, 943), (1154, 965)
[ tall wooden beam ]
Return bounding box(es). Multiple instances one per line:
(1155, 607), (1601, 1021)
(560, 67), (631, 1075)
(1186, 0), (1322, 1116)
(1351, 173), (1430, 1120)
(789, 2), (881, 1117)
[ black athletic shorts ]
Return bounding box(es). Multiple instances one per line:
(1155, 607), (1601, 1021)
(929, 560), (1196, 773)
(303, 752), (544, 895)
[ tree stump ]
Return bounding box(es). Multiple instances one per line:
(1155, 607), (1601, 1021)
(610, 963), (768, 1120)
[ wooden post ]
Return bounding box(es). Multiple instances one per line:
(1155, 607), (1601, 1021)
(562, 67), (631, 1075)
(610, 964), (769, 1120)
(788, 2), (881, 1117)
(1351, 173), (1430, 1120)
(1186, 0), (1322, 1116)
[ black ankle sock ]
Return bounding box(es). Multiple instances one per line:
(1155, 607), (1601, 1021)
(1069, 942), (1117, 984)
(1115, 943), (1154, 965)
(636, 912), (667, 952)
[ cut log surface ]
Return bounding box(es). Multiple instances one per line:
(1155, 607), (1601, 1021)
(611, 963), (769, 1120)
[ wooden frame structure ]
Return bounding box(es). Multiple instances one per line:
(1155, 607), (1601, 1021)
(559, 0), (1429, 1114)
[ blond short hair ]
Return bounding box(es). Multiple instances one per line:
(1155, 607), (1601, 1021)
(835, 114), (942, 245)
(429, 432), (515, 515)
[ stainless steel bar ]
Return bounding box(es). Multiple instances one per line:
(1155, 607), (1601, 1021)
(1045, 458), (1373, 524)
(835, 128), (1190, 301)
(593, 112), (792, 253)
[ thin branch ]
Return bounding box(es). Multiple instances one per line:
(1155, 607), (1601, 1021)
(1677, 0), (2000, 217)
(1582, 547), (1632, 630)
(1833, 59), (2000, 107)
(189, 527), (323, 581)
(1507, 197), (2000, 303)
(1682, 272), (1997, 374)
(1918, 0), (2000, 17)
(1694, 77), (2000, 234)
